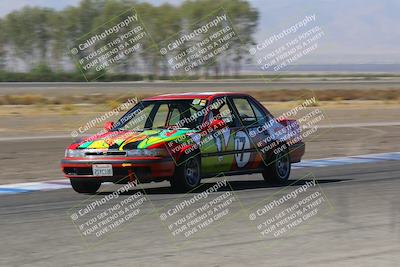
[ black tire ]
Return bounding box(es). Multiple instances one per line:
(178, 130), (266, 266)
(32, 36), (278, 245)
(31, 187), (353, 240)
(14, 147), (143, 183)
(170, 154), (201, 192)
(70, 179), (101, 194)
(262, 145), (291, 184)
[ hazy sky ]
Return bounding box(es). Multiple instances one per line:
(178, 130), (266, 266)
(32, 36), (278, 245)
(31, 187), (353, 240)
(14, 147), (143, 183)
(1, 0), (400, 63)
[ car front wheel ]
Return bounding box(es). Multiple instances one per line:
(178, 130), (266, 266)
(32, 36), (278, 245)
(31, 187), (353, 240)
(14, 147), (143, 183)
(70, 179), (101, 194)
(170, 155), (201, 192)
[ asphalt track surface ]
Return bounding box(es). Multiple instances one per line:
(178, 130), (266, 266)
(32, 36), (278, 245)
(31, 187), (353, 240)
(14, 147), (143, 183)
(1, 160), (399, 267)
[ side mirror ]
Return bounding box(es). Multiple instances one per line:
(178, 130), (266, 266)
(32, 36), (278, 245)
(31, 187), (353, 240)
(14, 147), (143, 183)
(104, 121), (114, 131)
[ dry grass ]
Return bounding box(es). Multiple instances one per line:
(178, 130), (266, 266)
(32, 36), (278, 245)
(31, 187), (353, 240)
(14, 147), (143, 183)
(0, 89), (399, 105)
(248, 89), (400, 102)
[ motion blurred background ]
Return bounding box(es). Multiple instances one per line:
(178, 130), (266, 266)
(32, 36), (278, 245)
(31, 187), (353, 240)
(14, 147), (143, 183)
(0, 0), (399, 184)
(1, 0), (400, 80)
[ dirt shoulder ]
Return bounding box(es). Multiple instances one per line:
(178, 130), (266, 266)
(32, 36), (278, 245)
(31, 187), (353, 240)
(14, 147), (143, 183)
(0, 100), (399, 136)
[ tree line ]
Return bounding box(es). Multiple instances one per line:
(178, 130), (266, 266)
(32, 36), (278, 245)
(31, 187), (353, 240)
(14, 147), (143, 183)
(0, 0), (258, 81)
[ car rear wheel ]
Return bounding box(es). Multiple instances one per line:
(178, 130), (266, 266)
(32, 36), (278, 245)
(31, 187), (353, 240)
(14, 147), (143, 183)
(262, 147), (291, 184)
(170, 155), (201, 192)
(70, 179), (101, 194)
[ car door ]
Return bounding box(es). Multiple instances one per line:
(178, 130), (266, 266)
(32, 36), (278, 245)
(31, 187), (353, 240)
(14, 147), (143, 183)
(230, 96), (268, 170)
(200, 96), (241, 175)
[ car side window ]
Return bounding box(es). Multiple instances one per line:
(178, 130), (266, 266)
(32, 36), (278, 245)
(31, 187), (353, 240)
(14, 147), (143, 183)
(207, 97), (237, 127)
(232, 98), (258, 126)
(168, 104), (196, 129)
(248, 98), (268, 124)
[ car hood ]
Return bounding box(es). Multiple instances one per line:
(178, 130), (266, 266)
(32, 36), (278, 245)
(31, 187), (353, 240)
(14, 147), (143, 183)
(69, 129), (198, 150)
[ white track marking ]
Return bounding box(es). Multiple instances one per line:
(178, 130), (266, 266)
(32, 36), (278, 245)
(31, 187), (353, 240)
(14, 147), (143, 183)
(0, 152), (400, 195)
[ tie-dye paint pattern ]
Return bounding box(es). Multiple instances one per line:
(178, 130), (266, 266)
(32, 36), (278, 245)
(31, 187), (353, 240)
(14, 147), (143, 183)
(76, 129), (195, 150)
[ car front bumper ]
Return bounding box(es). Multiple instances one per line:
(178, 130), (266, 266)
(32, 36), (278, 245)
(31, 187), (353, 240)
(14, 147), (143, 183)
(60, 156), (175, 182)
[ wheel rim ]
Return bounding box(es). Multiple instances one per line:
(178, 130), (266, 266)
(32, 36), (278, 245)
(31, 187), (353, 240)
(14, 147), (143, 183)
(185, 158), (200, 186)
(276, 151), (290, 179)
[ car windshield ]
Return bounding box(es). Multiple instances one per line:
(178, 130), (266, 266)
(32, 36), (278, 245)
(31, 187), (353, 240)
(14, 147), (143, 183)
(113, 99), (208, 131)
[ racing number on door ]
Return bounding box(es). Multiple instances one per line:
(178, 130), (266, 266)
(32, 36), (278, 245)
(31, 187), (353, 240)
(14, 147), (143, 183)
(234, 131), (250, 167)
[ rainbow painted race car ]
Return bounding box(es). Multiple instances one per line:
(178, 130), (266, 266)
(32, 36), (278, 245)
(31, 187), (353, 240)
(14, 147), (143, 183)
(61, 92), (305, 193)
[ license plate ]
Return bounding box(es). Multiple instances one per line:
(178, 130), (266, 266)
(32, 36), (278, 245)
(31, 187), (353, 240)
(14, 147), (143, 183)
(92, 164), (113, 176)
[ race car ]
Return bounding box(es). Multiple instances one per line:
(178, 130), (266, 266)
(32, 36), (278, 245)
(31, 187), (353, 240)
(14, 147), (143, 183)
(61, 92), (305, 193)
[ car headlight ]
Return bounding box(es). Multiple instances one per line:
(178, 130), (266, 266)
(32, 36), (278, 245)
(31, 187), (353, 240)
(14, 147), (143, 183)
(126, 149), (167, 157)
(65, 149), (85, 158)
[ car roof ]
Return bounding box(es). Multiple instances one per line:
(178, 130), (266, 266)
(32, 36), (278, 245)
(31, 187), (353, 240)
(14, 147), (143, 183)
(144, 92), (248, 101)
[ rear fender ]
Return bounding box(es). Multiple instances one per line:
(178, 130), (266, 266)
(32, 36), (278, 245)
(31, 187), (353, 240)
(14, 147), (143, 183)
(276, 117), (302, 144)
(276, 117), (305, 162)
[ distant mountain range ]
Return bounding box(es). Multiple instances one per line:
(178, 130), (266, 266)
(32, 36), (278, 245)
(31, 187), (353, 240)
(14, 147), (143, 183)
(242, 64), (400, 73)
